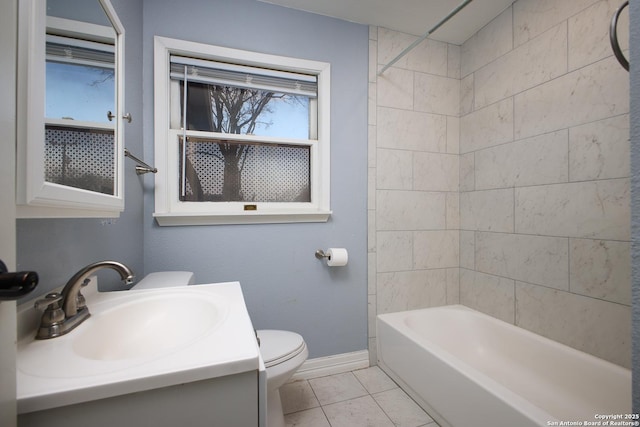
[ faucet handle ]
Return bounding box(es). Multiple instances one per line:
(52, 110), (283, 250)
(34, 292), (63, 310)
(35, 293), (65, 332)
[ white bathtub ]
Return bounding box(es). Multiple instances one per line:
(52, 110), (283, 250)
(377, 305), (631, 427)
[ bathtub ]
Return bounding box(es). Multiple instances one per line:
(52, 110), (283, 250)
(377, 305), (631, 427)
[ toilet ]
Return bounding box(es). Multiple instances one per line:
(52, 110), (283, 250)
(257, 329), (308, 427)
(130, 272), (308, 427)
(132, 271), (195, 289)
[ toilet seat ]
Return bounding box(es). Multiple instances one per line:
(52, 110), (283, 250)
(256, 330), (306, 368)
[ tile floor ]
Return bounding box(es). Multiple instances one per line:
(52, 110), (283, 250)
(280, 366), (440, 427)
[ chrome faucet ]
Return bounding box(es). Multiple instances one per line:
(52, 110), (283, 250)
(35, 261), (135, 339)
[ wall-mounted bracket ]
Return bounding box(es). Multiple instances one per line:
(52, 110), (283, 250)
(125, 148), (158, 175)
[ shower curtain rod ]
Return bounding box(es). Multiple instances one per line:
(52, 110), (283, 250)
(378, 0), (474, 75)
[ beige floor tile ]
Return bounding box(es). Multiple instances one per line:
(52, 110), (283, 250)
(352, 366), (398, 394)
(281, 368), (441, 427)
(281, 380), (320, 414)
(373, 388), (435, 427)
(308, 372), (368, 405)
(285, 407), (330, 427)
(323, 395), (395, 427)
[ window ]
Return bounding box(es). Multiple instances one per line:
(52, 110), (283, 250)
(153, 37), (331, 225)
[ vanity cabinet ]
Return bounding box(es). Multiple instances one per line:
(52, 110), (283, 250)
(18, 370), (260, 427)
(17, 0), (126, 218)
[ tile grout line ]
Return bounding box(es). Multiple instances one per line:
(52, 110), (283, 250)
(306, 378), (333, 426)
(285, 368), (440, 427)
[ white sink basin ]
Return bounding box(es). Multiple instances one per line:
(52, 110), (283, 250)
(72, 293), (223, 361)
(17, 282), (260, 415)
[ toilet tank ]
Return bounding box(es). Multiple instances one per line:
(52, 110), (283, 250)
(132, 271), (195, 290)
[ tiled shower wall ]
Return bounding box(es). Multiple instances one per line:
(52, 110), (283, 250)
(368, 27), (462, 364)
(368, 0), (631, 368)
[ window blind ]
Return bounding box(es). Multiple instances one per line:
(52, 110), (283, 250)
(170, 55), (317, 98)
(46, 34), (114, 69)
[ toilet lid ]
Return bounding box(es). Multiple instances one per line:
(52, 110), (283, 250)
(256, 330), (306, 368)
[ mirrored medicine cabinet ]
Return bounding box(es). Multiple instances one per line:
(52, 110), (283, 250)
(17, 0), (125, 218)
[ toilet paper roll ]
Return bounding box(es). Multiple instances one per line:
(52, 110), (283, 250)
(326, 248), (348, 267)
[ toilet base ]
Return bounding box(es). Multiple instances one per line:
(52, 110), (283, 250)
(257, 330), (308, 427)
(267, 388), (285, 427)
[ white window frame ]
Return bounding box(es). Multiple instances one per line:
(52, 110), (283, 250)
(153, 36), (331, 226)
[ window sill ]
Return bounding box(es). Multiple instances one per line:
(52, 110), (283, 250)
(17, 204), (122, 219)
(153, 210), (332, 226)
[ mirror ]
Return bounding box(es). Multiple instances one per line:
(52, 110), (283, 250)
(45, 0), (116, 195)
(17, 0), (125, 216)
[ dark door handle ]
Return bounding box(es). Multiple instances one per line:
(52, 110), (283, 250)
(0, 260), (39, 300)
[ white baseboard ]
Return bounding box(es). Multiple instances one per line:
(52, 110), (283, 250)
(290, 350), (370, 381)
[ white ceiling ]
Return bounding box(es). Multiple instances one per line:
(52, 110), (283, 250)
(257, 0), (515, 45)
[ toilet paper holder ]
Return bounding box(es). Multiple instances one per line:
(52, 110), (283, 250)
(315, 248), (348, 264)
(315, 250), (331, 260)
(315, 248), (349, 267)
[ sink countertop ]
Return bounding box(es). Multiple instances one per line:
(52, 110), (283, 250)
(17, 281), (260, 414)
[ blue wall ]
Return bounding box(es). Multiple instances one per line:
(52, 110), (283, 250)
(141, 0), (369, 358)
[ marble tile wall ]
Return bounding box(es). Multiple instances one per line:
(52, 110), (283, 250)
(368, 0), (631, 369)
(368, 27), (461, 365)
(458, 0), (631, 368)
